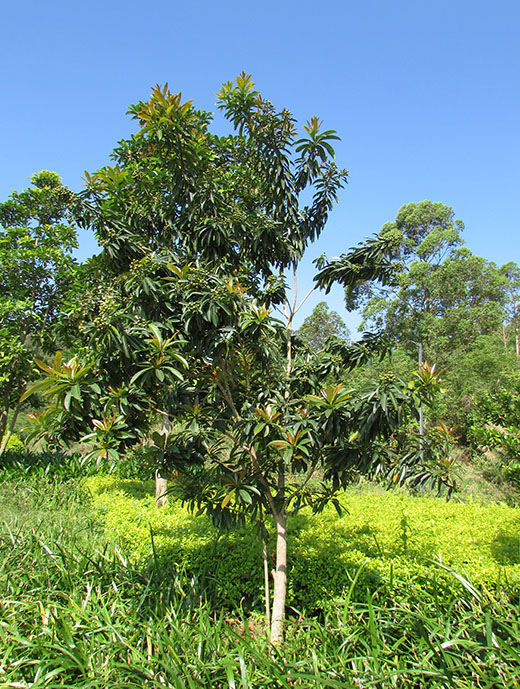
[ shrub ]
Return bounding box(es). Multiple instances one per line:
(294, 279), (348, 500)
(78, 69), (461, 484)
(85, 475), (264, 609)
(0, 449), (95, 479)
(86, 476), (520, 615)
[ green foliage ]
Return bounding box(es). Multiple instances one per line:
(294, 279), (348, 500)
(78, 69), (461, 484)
(0, 431), (25, 454)
(0, 171), (79, 444)
(353, 201), (514, 363)
(85, 474), (265, 609)
(298, 301), (349, 350)
(87, 476), (520, 613)
(0, 449), (99, 480)
(468, 378), (520, 488)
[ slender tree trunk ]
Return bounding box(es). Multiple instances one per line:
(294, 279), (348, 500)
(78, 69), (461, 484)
(503, 323), (508, 350)
(270, 460), (287, 644)
(155, 413), (171, 507)
(0, 404), (21, 456)
(258, 503), (271, 632)
(270, 506), (287, 644)
(0, 383), (14, 444)
(0, 409), (8, 447)
(416, 342), (425, 463)
(263, 532), (271, 632)
(155, 469), (169, 507)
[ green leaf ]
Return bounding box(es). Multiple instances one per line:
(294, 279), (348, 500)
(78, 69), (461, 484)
(34, 358), (58, 375)
(19, 378), (53, 402)
(130, 368), (148, 384)
(70, 383), (82, 400)
(238, 489), (252, 504)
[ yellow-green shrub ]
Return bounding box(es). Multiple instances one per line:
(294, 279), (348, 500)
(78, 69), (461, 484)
(85, 475), (520, 613)
(85, 475), (264, 608)
(288, 492), (520, 612)
(1, 432), (25, 454)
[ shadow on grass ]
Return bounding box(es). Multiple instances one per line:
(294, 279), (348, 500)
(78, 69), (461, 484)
(490, 529), (520, 566)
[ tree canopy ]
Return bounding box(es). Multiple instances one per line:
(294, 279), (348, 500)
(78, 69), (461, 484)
(298, 301), (350, 350)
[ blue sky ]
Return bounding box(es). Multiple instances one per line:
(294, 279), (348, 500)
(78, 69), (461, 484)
(1, 0), (518, 330)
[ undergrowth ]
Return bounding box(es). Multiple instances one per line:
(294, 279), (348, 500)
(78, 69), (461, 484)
(1, 457), (519, 687)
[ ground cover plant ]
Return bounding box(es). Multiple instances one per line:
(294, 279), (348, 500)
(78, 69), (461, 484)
(1, 458), (520, 687)
(86, 474), (520, 613)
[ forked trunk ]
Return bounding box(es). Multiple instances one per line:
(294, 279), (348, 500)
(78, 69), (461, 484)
(270, 507), (287, 644)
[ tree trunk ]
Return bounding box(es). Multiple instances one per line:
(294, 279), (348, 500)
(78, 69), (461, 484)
(263, 532), (271, 632)
(155, 413), (171, 507)
(155, 469), (169, 507)
(0, 404), (21, 456)
(0, 409), (8, 449)
(270, 506), (287, 644)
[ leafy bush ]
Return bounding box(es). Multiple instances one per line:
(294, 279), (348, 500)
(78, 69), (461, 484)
(0, 449), (97, 479)
(85, 475), (265, 609)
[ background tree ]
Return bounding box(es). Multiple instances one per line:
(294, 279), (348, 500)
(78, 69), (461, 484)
(353, 201), (464, 340)
(0, 171), (78, 452)
(298, 301), (350, 350)
(500, 262), (520, 357)
(345, 201), (520, 442)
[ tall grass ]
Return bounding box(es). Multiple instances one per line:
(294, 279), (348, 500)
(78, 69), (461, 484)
(1, 458), (519, 687)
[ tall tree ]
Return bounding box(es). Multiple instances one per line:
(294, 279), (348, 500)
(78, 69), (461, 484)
(0, 171), (78, 451)
(500, 262), (520, 356)
(353, 202), (509, 355)
(347, 202), (519, 435)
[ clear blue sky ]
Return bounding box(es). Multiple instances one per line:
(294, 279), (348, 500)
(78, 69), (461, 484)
(1, 0), (518, 330)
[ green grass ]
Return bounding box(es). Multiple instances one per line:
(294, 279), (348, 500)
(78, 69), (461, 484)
(1, 460), (520, 687)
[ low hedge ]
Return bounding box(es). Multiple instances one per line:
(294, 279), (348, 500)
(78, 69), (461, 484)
(85, 475), (520, 613)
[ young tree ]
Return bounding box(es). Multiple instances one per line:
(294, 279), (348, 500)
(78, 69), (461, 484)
(25, 78), (446, 643)
(0, 171), (78, 452)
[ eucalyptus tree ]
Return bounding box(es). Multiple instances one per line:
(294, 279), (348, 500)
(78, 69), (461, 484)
(345, 202), (519, 434)
(0, 171), (79, 452)
(350, 201), (464, 340)
(352, 202), (511, 355)
(25, 77), (446, 643)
